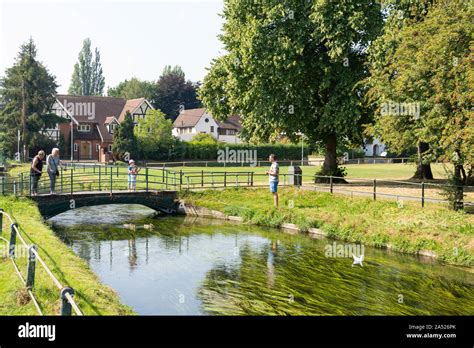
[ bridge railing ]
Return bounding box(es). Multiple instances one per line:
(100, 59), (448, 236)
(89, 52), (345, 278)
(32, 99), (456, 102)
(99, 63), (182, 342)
(0, 208), (82, 315)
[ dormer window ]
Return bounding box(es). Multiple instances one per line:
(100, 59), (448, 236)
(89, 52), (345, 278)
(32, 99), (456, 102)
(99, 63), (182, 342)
(78, 124), (91, 132)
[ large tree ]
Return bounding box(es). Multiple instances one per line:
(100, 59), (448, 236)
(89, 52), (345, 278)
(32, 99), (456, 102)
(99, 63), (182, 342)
(135, 109), (174, 159)
(153, 65), (201, 121)
(0, 38), (59, 159)
(68, 38), (105, 96)
(107, 77), (155, 100)
(199, 0), (384, 176)
(366, 0), (472, 181)
(112, 111), (137, 160)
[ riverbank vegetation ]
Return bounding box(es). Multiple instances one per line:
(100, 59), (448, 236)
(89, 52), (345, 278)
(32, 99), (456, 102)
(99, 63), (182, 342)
(0, 195), (134, 315)
(181, 187), (474, 267)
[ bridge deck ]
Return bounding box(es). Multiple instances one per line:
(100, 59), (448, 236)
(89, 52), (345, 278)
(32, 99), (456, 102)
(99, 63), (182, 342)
(30, 189), (177, 197)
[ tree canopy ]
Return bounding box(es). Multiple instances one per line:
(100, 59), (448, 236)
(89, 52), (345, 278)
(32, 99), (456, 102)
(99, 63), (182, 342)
(68, 38), (105, 96)
(107, 77), (155, 100)
(199, 0), (384, 175)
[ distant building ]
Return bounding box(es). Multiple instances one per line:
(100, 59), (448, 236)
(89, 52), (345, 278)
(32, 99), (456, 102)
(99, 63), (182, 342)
(363, 138), (386, 157)
(44, 95), (154, 162)
(172, 108), (242, 143)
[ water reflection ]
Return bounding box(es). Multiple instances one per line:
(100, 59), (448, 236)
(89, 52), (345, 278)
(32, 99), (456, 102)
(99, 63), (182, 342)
(50, 204), (474, 315)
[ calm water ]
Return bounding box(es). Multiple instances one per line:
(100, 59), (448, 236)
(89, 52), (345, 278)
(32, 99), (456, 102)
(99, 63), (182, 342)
(50, 204), (474, 315)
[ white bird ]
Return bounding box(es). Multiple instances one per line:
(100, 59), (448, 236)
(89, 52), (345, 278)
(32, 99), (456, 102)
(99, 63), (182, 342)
(352, 254), (364, 267)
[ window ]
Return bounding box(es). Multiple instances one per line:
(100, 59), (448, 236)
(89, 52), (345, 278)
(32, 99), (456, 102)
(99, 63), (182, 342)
(108, 124), (116, 133)
(78, 124), (91, 132)
(74, 143), (78, 152)
(205, 118), (209, 123)
(210, 126), (214, 133)
(108, 145), (112, 152)
(96, 144), (100, 152)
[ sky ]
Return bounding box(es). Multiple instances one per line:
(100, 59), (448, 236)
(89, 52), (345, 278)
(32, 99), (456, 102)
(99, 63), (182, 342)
(0, 0), (225, 93)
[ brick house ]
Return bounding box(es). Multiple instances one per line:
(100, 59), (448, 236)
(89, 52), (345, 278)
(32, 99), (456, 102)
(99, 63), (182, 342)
(44, 95), (153, 162)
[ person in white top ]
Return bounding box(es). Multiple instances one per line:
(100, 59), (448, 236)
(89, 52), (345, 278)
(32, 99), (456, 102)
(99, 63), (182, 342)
(265, 154), (279, 207)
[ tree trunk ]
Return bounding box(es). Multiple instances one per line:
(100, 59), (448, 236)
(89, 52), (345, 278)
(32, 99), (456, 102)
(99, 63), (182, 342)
(412, 142), (433, 180)
(322, 133), (337, 175)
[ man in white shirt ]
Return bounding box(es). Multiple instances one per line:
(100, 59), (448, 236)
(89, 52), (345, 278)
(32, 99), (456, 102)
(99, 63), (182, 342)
(265, 154), (279, 207)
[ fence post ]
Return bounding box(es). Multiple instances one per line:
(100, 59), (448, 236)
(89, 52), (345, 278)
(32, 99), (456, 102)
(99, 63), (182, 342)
(110, 166), (113, 194)
(179, 170), (183, 190)
(373, 179), (377, 201)
(146, 167), (149, 192)
(26, 245), (38, 289)
(201, 170), (204, 187)
(1, 177), (4, 195)
(60, 287), (74, 316)
(330, 176), (333, 194)
(0, 208), (3, 234)
(9, 223), (18, 257)
(70, 168), (73, 195)
(28, 174), (31, 197)
(60, 168), (63, 193)
(98, 166), (101, 191)
(224, 172), (227, 187)
(421, 182), (425, 208)
(251, 172), (254, 187)
(19, 173), (23, 194)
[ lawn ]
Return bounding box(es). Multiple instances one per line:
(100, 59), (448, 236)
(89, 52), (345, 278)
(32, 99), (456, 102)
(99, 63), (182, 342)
(0, 195), (134, 315)
(181, 187), (474, 267)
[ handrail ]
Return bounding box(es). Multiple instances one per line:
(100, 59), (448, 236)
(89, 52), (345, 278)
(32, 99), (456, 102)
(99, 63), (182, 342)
(0, 209), (83, 316)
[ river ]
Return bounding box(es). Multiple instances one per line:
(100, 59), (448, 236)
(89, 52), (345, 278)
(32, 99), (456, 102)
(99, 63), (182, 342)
(49, 204), (474, 315)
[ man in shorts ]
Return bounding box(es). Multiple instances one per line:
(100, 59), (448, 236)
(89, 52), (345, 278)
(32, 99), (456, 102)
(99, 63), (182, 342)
(266, 154), (279, 207)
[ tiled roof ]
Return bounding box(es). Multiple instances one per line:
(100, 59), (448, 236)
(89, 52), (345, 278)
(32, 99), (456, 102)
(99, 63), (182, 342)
(173, 108), (206, 128)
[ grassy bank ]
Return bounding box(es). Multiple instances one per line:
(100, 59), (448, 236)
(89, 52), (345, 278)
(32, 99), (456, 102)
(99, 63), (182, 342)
(0, 195), (134, 315)
(181, 187), (474, 267)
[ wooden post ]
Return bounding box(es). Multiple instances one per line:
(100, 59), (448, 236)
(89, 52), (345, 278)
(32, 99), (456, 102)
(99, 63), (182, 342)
(421, 182), (425, 208)
(224, 172), (227, 187)
(60, 168), (63, 193)
(110, 166), (113, 194)
(330, 176), (333, 194)
(0, 208), (3, 234)
(19, 173), (23, 194)
(373, 179), (377, 201)
(0, 177), (4, 195)
(9, 223), (18, 257)
(26, 245), (37, 289)
(179, 170), (183, 190)
(251, 172), (254, 187)
(98, 166), (101, 191)
(60, 287), (74, 316)
(146, 167), (149, 192)
(201, 170), (204, 187)
(70, 169), (73, 195)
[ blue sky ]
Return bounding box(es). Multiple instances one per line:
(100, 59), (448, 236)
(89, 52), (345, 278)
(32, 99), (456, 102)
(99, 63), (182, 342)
(0, 0), (225, 93)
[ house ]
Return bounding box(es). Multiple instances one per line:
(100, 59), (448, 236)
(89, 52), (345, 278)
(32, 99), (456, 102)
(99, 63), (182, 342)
(363, 138), (386, 157)
(172, 108), (242, 143)
(44, 95), (153, 162)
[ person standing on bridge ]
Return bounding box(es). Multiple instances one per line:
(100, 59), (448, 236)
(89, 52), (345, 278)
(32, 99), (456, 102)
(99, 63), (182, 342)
(30, 150), (45, 196)
(46, 148), (64, 194)
(128, 159), (140, 192)
(265, 154), (279, 207)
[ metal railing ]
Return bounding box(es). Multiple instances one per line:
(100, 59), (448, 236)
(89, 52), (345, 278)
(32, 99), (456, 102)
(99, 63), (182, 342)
(0, 165), (472, 209)
(0, 209), (82, 316)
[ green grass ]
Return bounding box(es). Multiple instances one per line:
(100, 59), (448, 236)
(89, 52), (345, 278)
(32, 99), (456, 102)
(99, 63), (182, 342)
(181, 187), (474, 267)
(0, 195), (134, 315)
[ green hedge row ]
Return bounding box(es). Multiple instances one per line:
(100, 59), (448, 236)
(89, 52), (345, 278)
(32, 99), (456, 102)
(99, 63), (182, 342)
(165, 142), (310, 161)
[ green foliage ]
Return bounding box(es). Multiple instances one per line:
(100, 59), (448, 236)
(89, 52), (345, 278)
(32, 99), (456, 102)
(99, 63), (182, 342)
(112, 111), (137, 160)
(189, 133), (219, 145)
(135, 109), (174, 159)
(107, 77), (155, 100)
(365, 0), (472, 179)
(199, 0), (384, 173)
(153, 65), (201, 120)
(68, 38), (105, 96)
(0, 38), (59, 158)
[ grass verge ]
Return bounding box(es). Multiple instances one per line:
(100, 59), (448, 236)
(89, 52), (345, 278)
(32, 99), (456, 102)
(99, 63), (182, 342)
(0, 195), (134, 315)
(181, 187), (474, 267)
